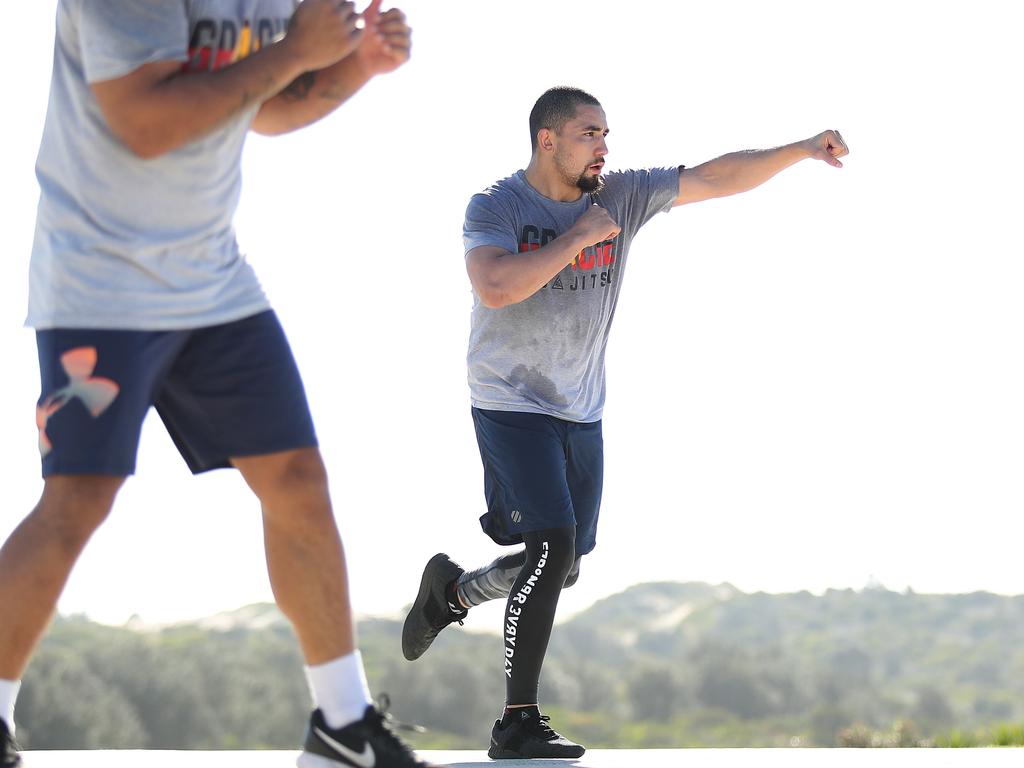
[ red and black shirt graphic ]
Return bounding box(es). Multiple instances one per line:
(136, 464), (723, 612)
(183, 15), (290, 73)
(519, 226), (618, 293)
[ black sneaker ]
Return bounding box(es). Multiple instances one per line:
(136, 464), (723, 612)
(298, 704), (440, 768)
(402, 553), (465, 661)
(487, 711), (586, 760)
(1, 721), (20, 768)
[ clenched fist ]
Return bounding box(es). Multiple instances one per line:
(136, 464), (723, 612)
(570, 204), (621, 249)
(806, 130), (849, 168)
(353, 0), (412, 78)
(285, 0), (364, 72)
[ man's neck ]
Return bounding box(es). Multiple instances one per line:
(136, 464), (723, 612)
(524, 159), (584, 203)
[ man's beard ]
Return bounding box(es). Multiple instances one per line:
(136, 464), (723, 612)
(575, 170), (604, 193)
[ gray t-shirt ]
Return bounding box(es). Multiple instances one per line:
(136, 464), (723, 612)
(463, 168), (680, 422)
(27, 0), (296, 331)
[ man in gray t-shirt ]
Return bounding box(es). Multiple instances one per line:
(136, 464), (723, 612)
(1, 3), (436, 767)
(402, 86), (849, 758)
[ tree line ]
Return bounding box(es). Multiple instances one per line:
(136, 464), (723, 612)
(15, 582), (1024, 749)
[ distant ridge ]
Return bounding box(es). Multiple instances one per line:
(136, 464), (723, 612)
(120, 580), (1024, 635)
(23, 581), (1024, 750)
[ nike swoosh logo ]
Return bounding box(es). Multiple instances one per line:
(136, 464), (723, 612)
(314, 727), (376, 768)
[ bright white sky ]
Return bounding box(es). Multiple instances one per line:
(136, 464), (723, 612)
(1, 1), (1022, 631)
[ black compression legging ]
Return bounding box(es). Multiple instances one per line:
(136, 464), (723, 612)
(502, 527), (576, 705)
(457, 550), (581, 607)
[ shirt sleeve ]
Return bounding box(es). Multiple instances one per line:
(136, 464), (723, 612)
(463, 191), (519, 256)
(75, 0), (189, 83)
(600, 166), (681, 239)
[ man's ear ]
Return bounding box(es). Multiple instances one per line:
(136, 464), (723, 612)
(537, 128), (555, 153)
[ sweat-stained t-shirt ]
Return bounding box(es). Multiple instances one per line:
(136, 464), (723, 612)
(27, 0), (298, 330)
(463, 167), (680, 423)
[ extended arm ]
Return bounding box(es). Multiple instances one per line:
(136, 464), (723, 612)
(467, 205), (621, 309)
(90, 0), (363, 159)
(252, 1), (412, 136)
(675, 130), (848, 206)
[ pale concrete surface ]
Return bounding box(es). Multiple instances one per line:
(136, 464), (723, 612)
(18, 749), (1024, 767)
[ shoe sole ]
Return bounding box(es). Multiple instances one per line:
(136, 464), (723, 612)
(402, 553), (452, 661)
(297, 752), (351, 768)
(300, 752), (439, 768)
(487, 745), (586, 759)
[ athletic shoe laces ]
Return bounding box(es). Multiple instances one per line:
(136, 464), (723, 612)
(530, 714), (560, 742)
(365, 693), (433, 767)
(427, 602), (464, 636)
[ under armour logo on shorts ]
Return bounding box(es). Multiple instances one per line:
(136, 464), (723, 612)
(36, 347), (120, 457)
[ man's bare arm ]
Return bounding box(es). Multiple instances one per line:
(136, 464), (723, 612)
(90, 0), (363, 159)
(675, 130), (848, 206)
(467, 205), (621, 309)
(252, 2), (411, 136)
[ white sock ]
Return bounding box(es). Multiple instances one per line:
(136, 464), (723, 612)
(304, 651), (373, 729)
(0, 679), (20, 735)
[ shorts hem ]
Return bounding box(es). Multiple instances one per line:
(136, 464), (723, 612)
(513, 519), (577, 536)
(27, 303), (273, 333)
(189, 436), (320, 475)
(42, 464), (135, 479)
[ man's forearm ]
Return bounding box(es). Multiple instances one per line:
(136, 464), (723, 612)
(676, 130), (847, 206)
(161, 43), (307, 137)
(470, 233), (590, 309)
(251, 56), (373, 136)
(694, 141), (812, 198)
(471, 203), (621, 308)
(94, 42), (308, 159)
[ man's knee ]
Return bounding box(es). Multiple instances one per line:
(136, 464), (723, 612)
(34, 475), (124, 545)
(235, 448), (330, 513)
(526, 526), (576, 582)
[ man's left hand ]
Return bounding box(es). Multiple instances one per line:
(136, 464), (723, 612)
(806, 130), (849, 168)
(354, 0), (412, 77)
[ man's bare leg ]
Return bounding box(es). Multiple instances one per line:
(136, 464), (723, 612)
(0, 476), (123, 682)
(233, 447), (353, 662)
(233, 446), (370, 728)
(0, 474), (123, 742)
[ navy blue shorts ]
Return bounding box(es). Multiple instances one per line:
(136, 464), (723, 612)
(35, 310), (317, 477)
(471, 407), (603, 557)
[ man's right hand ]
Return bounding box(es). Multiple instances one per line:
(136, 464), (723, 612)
(284, 0), (365, 72)
(569, 205), (621, 252)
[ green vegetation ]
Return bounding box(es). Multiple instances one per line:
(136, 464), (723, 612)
(15, 583), (1024, 749)
(936, 724), (1024, 747)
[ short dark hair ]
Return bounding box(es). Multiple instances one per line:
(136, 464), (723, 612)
(529, 87), (602, 152)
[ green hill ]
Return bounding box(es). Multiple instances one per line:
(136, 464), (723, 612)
(15, 583), (1024, 748)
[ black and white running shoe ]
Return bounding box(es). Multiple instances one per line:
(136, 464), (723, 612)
(487, 711), (586, 760)
(402, 553), (465, 661)
(1, 721), (20, 768)
(298, 703), (440, 768)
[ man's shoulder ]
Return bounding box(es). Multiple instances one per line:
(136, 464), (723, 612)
(473, 171), (525, 199)
(603, 166), (680, 186)
(466, 171), (527, 213)
(599, 167), (681, 200)
(601, 168), (646, 189)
